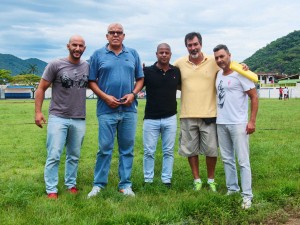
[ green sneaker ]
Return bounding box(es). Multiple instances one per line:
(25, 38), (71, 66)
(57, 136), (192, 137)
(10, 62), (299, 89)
(193, 181), (202, 191)
(207, 182), (217, 192)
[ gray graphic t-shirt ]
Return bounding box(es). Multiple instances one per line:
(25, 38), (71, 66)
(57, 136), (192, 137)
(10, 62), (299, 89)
(42, 58), (89, 118)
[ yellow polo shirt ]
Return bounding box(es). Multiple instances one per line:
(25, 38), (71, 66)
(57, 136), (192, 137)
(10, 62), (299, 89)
(174, 53), (220, 118)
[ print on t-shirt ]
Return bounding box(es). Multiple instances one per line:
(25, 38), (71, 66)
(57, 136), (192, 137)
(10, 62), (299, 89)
(217, 80), (225, 109)
(60, 69), (88, 89)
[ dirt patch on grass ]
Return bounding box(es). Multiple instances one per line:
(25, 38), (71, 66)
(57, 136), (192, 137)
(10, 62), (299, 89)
(264, 205), (300, 225)
(285, 217), (300, 225)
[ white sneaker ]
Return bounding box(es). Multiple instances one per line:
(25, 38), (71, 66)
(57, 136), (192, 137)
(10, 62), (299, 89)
(241, 197), (252, 209)
(87, 186), (101, 198)
(119, 187), (135, 197)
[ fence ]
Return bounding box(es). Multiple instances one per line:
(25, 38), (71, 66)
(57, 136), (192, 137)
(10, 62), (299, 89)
(258, 87), (300, 98)
(1, 87), (299, 99)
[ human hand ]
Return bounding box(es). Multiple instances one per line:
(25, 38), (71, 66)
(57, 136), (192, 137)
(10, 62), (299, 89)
(246, 121), (256, 134)
(120, 93), (135, 107)
(105, 95), (122, 108)
(35, 112), (46, 128)
(241, 63), (249, 71)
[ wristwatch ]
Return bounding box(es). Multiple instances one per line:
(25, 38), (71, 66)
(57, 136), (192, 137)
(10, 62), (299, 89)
(131, 91), (137, 99)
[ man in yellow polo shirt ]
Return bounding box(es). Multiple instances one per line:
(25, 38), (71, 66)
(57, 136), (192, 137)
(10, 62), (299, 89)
(174, 32), (219, 191)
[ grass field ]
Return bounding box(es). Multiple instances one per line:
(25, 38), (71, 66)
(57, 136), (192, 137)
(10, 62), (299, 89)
(0, 98), (299, 225)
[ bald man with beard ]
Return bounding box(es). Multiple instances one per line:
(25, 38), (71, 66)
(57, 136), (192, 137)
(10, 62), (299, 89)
(35, 35), (89, 199)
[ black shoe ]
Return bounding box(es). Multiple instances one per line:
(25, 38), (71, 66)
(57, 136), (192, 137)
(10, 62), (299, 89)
(164, 183), (171, 188)
(143, 182), (153, 186)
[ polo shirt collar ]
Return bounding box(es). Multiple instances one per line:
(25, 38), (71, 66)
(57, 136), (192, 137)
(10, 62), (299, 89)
(151, 62), (175, 71)
(105, 43), (128, 54)
(186, 52), (208, 65)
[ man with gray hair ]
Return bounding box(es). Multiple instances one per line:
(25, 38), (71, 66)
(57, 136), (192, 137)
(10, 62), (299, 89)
(88, 23), (144, 198)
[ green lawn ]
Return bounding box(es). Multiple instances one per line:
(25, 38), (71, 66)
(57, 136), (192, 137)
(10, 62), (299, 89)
(0, 98), (299, 225)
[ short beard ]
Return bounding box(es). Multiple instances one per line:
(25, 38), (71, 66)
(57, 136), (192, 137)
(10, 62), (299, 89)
(72, 51), (82, 59)
(190, 53), (199, 59)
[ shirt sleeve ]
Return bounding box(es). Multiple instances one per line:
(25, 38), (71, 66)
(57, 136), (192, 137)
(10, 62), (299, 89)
(238, 73), (256, 91)
(133, 49), (144, 80)
(42, 59), (58, 82)
(88, 51), (98, 81)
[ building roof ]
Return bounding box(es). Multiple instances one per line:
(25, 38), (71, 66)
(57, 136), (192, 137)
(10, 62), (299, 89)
(278, 79), (300, 84)
(6, 85), (34, 89)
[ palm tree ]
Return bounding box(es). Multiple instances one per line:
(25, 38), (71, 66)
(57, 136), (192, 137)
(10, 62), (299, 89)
(27, 64), (38, 75)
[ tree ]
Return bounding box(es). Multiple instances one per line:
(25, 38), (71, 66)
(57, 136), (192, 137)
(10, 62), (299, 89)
(244, 30), (300, 75)
(0, 69), (13, 84)
(11, 74), (41, 86)
(11, 74), (41, 98)
(27, 64), (39, 75)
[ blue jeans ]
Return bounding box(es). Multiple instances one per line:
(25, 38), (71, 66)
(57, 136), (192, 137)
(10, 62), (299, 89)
(217, 124), (253, 199)
(143, 115), (177, 183)
(45, 115), (86, 193)
(93, 112), (137, 189)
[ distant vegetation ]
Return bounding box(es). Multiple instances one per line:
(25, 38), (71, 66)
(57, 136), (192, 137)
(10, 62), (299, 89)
(0, 54), (45, 85)
(0, 69), (13, 84)
(0, 30), (299, 79)
(244, 30), (300, 75)
(0, 69), (40, 85)
(0, 53), (47, 76)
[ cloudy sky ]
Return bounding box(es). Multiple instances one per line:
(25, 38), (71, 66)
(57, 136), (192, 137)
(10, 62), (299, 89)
(1, 0), (299, 65)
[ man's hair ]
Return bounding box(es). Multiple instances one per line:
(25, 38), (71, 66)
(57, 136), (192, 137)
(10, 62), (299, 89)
(213, 44), (230, 53)
(157, 43), (171, 52)
(107, 23), (124, 32)
(184, 32), (202, 46)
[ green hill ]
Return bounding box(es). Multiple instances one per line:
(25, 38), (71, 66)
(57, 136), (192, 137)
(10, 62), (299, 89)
(244, 30), (300, 75)
(0, 53), (47, 76)
(1, 31), (299, 76)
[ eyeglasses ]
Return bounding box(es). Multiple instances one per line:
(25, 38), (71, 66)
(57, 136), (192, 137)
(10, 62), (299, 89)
(108, 31), (124, 36)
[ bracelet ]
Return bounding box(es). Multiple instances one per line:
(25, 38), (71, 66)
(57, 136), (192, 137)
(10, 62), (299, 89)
(131, 91), (137, 99)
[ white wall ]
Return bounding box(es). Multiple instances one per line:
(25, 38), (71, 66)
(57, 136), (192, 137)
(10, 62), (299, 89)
(258, 87), (299, 98)
(1, 87), (299, 99)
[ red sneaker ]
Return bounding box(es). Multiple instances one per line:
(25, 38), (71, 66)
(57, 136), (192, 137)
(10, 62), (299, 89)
(68, 187), (78, 194)
(47, 193), (58, 199)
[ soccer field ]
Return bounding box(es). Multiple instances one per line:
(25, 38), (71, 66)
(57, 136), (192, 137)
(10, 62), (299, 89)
(0, 98), (299, 224)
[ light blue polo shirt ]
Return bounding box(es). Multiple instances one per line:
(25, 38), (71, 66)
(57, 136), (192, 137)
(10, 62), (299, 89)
(89, 44), (144, 116)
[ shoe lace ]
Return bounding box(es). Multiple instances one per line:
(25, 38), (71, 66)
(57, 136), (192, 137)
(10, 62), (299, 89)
(194, 181), (202, 189)
(208, 182), (217, 191)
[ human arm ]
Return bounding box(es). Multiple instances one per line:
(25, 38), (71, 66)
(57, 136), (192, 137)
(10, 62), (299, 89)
(246, 88), (259, 134)
(88, 80), (121, 108)
(35, 79), (51, 128)
(87, 51), (122, 108)
(177, 73), (181, 90)
(175, 67), (181, 90)
(121, 77), (144, 106)
(121, 50), (145, 106)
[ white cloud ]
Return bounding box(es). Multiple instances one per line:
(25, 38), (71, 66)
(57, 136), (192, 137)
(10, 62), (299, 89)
(0, 0), (299, 64)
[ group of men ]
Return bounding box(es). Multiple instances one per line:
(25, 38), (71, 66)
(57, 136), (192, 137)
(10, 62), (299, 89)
(34, 23), (258, 209)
